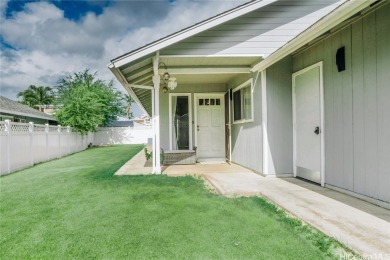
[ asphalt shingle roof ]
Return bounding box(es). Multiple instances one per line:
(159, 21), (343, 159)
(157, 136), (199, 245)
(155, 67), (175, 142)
(0, 96), (56, 121)
(106, 120), (134, 127)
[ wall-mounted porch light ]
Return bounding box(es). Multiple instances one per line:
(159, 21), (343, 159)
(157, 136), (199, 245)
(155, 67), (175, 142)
(167, 77), (177, 90)
(159, 62), (177, 92)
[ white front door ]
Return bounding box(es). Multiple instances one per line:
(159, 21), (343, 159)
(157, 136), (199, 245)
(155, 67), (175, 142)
(293, 62), (324, 185)
(196, 94), (225, 161)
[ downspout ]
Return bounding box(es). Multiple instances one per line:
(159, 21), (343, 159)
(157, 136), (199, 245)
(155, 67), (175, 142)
(261, 69), (276, 175)
(261, 69), (268, 175)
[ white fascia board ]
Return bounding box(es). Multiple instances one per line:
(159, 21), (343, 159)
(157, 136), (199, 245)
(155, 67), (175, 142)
(250, 0), (373, 72)
(109, 66), (151, 117)
(160, 54), (265, 58)
(0, 108), (54, 121)
(109, 65), (128, 86)
(158, 67), (250, 75)
(107, 62), (115, 69)
(111, 0), (278, 68)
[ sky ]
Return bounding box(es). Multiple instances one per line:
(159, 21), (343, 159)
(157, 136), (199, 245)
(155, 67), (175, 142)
(0, 0), (246, 115)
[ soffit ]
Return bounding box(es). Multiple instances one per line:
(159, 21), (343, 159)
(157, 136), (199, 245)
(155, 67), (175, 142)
(131, 87), (152, 117)
(119, 56), (260, 84)
(118, 56), (259, 117)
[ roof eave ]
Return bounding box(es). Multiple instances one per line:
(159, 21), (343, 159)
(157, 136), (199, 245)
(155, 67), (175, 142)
(109, 66), (151, 117)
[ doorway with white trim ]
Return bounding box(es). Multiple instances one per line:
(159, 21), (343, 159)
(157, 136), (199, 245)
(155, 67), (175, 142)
(292, 61), (325, 186)
(195, 93), (226, 162)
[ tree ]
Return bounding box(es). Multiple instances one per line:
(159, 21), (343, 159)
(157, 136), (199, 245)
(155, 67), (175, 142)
(54, 69), (123, 135)
(122, 94), (135, 119)
(17, 85), (54, 111)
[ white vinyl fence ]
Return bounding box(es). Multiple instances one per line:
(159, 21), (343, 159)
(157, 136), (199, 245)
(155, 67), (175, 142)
(94, 126), (153, 146)
(0, 120), (93, 175)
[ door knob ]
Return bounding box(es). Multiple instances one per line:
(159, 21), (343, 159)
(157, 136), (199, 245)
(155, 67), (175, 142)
(314, 126), (320, 135)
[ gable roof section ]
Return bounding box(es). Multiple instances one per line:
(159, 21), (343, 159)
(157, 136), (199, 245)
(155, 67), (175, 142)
(0, 96), (56, 121)
(160, 0), (345, 57)
(110, 0), (279, 68)
(108, 0), (352, 117)
(110, 0), (346, 69)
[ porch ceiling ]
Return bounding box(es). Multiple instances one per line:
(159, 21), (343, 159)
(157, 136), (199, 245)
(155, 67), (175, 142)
(118, 56), (261, 116)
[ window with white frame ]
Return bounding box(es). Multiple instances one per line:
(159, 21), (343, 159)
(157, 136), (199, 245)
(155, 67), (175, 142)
(233, 79), (253, 123)
(169, 94), (191, 150)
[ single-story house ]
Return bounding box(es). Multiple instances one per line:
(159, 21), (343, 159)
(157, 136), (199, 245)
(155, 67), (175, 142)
(105, 116), (151, 127)
(132, 116), (152, 126)
(108, 0), (389, 207)
(106, 117), (135, 128)
(0, 96), (57, 125)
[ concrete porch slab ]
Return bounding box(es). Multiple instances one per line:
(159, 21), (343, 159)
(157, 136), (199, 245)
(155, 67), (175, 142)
(162, 162), (254, 176)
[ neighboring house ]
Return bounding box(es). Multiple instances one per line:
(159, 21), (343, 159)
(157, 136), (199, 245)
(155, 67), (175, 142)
(106, 121), (135, 127)
(132, 116), (151, 126)
(36, 104), (56, 116)
(106, 117), (135, 127)
(105, 116), (151, 127)
(108, 0), (389, 207)
(0, 96), (57, 125)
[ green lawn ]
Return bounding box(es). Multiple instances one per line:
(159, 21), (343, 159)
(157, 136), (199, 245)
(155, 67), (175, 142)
(0, 145), (348, 259)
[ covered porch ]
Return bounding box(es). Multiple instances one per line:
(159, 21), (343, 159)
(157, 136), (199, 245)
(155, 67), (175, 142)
(110, 54), (262, 173)
(108, 0), (359, 176)
(107, 0), (390, 208)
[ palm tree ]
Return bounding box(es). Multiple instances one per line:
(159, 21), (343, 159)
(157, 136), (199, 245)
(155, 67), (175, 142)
(122, 94), (135, 119)
(17, 85), (54, 111)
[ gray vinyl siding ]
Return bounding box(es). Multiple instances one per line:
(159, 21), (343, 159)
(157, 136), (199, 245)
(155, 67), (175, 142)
(159, 83), (226, 151)
(227, 72), (263, 173)
(266, 57), (293, 174)
(292, 3), (390, 203)
(160, 0), (341, 56)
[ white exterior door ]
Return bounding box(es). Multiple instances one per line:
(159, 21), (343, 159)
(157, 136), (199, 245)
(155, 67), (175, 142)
(196, 94), (225, 161)
(293, 62), (324, 185)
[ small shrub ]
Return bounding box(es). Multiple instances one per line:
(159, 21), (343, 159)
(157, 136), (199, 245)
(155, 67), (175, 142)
(143, 147), (164, 164)
(144, 147), (152, 160)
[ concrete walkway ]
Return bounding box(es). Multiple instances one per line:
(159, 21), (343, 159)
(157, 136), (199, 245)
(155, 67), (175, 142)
(202, 171), (390, 257)
(115, 147), (152, 175)
(116, 150), (390, 256)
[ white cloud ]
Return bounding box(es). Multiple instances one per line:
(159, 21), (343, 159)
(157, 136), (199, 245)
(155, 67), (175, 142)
(0, 0), (246, 100)
(0, 0), (9, 21)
